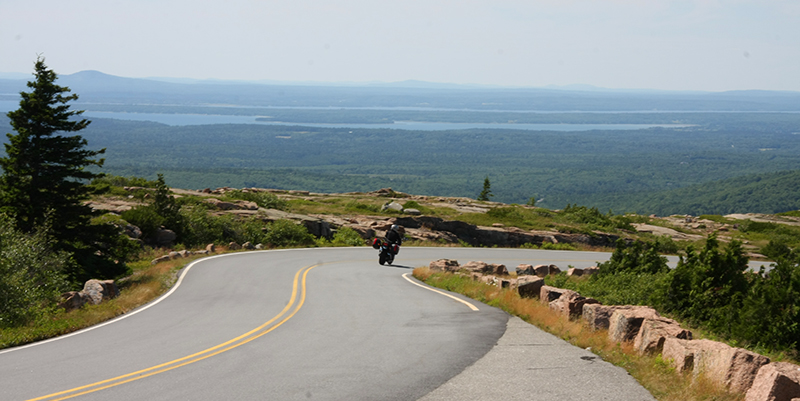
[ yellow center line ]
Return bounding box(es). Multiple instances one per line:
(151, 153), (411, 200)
(29, 263), (319, 401)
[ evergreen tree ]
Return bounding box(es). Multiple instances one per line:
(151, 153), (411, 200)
(0, 57), (131, 284)
(478, 176), (493, 201)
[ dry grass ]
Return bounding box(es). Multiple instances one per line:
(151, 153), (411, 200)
(0, 254), (198, 350)
(413, 267), (745, 401)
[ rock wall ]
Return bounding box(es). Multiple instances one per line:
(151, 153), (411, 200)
(427, 258), (800, 400)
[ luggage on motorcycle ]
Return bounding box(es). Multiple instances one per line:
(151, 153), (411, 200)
(392, 244), (400, 254)
(372, 238), (381, 249)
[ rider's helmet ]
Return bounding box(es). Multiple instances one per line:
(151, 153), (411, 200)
(391, 224), (399, 232)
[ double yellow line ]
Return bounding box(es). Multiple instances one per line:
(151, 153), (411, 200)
(29, 263), (320, 401)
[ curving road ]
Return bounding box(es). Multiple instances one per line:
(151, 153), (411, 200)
(0, 247), (761, 400)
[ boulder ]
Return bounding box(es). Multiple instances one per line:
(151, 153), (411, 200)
(155, 228), (176, 246)
(169, 251), (181, 260)
(462, 261), (490, 273)
(745, 362), (800, 401)
(488, 263), (508, 276)
(699, 343), (770, 394)
(460, 261), (506, 275)
(633, 318), (692, 355)
(608, 306), (661, 343)
(495, 278), (513, 288)
(583, 304), (634, 331)
(663, 337), (702, 373)
(583, 266), (600, 276)
(205, 243), (216, 253)
(517, 276), (544, 299)
(663, 338), (770, 393)
(83, 279), (119, 305)
(566, 267), (584, 277)
(242, 241), (256, 250)
(540, 285), (569, 303)
(429, 259), (460, 272)
(549, 265), (562, 275)
(549, 291), (599, 319)
(228, 242), (242, 250)
(151, 255), (172, 265)
(382, 201), (404, 212)
(59, 291), (90, 312)
(404, 208), (421, 215)
(515, 264), (536, 276)
(533, 264), (551, 277)
(178, 250), (192, 258)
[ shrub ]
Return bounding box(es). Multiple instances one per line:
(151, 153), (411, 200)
(597, 239), (669, 276)
(121, 206), (165, 241)
(328, 227), (366, 247)
(264, 220), (315, 247)
(0, 215), (70, 328)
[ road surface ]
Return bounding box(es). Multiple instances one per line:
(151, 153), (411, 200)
(1, 247), (668, 400)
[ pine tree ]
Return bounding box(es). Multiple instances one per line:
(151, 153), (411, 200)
(478, 176), (493, 201)
(0, 57), (131, 284)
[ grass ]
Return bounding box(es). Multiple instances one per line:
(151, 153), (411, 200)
(0, 252), (194, 350)
(412, 267), (745, 401)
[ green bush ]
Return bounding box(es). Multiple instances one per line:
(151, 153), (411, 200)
(0, 215), (70, 328)
(264, 220), (315, 247)
(597, 239), (670, 276)
(121, 206), (165, 240)
(321, 227), (365, 247)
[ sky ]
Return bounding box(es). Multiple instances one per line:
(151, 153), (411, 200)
(1, 0), (799, 92)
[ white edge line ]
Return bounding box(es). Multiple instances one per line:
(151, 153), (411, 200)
(0, 251), (266, 355)
(402, 273), (479, 311)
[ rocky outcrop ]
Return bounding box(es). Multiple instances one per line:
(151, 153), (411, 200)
(204, 198), (258, 211)
(392, 216), (622, 248)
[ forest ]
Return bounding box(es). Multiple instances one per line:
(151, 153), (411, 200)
(1, 111), (796, 216)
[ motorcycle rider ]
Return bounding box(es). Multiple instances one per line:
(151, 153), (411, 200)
(386, 224), (403, 248)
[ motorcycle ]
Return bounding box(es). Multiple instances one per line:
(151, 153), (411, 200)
(372, 238), (399, 265)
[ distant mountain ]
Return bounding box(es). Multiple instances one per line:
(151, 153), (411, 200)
(1, 70), (800, 111)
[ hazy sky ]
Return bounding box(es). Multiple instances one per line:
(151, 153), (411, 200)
(2, 0), (798, 91)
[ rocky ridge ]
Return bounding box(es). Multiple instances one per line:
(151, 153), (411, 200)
(88, 186), (786, 254)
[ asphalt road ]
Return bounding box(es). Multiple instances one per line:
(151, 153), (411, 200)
(0, 247), (707, 400)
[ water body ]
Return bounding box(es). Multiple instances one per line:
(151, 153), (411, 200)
(0, 101), (690, 131)
(82, 111), (690, 131)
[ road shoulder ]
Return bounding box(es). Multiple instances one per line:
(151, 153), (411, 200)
(418, 316), (656, 401)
